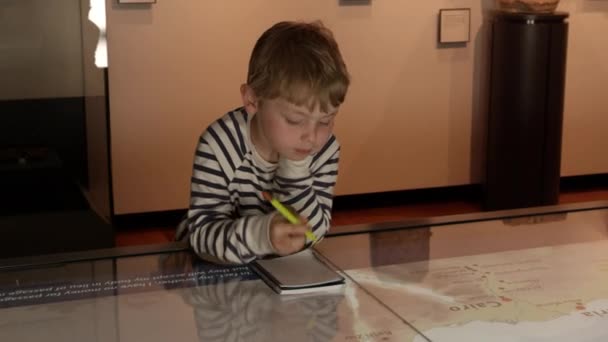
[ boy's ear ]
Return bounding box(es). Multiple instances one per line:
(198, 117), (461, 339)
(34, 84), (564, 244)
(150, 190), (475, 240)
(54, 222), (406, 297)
(240, 84), (259, 115)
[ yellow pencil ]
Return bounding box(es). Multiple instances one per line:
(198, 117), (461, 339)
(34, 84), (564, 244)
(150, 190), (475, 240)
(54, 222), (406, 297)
(262, 192), (317, 242)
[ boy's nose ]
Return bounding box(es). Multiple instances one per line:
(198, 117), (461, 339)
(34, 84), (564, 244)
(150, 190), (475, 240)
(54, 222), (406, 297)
(302, 125), (316, 143)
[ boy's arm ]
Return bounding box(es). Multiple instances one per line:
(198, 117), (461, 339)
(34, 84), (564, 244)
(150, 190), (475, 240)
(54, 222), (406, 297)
(187, 135), (276, 264)
(272, 136), (340, 241)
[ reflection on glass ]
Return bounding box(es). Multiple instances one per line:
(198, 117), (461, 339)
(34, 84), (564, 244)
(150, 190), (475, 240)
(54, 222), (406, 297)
(87, 0), (107, 68)
(370, 227), (432, 269)
(159, 252), (342, 341)
(158, 252), (425, 341)
(0, 259), (119, 341)
(502, 213), (568, 226)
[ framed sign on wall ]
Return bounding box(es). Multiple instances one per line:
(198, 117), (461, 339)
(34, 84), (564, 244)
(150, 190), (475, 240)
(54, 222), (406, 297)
(118, 0), (156, 4)
(438, 8), (471, 44)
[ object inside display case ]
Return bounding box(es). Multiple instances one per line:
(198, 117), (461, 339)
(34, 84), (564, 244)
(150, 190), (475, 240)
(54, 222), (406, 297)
(496, 0), (560, 13)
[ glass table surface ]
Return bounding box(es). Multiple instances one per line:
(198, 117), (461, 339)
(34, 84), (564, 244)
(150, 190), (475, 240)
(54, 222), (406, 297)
(1, 202), (607, 341)
(316, 206), (608, 341)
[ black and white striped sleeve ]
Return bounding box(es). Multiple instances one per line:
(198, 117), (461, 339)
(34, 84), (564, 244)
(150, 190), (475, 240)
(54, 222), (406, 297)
(187, 118), (276, 264)
(272, 135), (340, 242)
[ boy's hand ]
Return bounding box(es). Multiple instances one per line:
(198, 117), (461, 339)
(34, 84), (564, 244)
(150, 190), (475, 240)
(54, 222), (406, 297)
(269, 214), (308, 256)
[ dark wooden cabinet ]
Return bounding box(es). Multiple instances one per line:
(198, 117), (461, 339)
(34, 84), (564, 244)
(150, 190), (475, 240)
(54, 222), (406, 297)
(484, 11), (569, 210)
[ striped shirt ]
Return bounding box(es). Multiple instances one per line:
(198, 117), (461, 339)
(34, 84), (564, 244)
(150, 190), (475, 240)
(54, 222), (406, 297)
(181, 107), (340, 264)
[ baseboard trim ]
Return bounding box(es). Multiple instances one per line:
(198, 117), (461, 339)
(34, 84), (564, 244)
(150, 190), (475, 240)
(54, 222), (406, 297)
(332, 184), (482, 210)
(113, 209), (186, 230)
(560, 173), (608, 191)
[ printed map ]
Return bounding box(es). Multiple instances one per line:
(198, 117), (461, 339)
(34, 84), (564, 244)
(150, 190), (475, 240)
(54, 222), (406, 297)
(347, 240), (608, 341)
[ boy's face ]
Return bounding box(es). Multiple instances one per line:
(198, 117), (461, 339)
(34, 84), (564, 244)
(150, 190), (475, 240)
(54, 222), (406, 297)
(252, 96), (338, 162)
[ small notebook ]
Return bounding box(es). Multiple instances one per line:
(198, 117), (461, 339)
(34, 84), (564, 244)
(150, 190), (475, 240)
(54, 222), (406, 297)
(251, 249), (345, 295)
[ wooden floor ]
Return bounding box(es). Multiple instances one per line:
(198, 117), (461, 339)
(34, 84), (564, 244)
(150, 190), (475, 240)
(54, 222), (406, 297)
(115, 187), (608, 247)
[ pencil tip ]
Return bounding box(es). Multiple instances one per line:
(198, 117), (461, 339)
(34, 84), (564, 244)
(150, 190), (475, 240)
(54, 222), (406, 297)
(261, 191), (272, 201)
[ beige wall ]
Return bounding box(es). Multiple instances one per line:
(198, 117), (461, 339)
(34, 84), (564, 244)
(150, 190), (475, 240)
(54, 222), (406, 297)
(0, 0), (83, 100)
(106, 0), (608, 215)
(559, 0), (608, 176)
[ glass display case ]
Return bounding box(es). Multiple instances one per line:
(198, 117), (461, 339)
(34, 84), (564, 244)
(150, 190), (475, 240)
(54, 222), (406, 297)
(1, 201), (607, 341)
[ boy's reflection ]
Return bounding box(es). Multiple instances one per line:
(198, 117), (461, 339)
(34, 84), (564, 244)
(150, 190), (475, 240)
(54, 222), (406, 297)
(159, 252), (342, 342)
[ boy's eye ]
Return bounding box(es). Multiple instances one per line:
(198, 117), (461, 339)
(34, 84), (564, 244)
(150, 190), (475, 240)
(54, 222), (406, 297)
(319, 117), (334, 126)
(286, 118), (304, 125)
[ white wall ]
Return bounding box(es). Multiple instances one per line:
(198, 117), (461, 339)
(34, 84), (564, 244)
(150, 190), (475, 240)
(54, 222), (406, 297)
(105, 0), (608, 214)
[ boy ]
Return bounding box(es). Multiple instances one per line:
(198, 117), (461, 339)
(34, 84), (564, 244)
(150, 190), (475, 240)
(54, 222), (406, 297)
(178, 21), (350, 264)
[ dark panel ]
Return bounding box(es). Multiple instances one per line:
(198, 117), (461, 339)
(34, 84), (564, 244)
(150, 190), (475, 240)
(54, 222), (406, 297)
(542, 23), (569, 203)
(0, 97), (89, 214)
(484, 12), (569, 210)
(0, 210), (114, 259)
(0, 97), (88, 185)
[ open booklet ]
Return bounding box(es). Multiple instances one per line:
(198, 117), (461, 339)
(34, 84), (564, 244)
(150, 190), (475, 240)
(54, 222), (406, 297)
(250, 249), (345, 295)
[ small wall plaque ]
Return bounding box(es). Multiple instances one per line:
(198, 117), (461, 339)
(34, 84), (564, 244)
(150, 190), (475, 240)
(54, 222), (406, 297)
(118, 0), (156, 4)
(438, 8), (471, 44)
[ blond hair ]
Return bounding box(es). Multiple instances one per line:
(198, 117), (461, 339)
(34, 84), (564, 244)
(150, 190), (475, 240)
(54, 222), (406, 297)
(246, 21), (350, 113)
